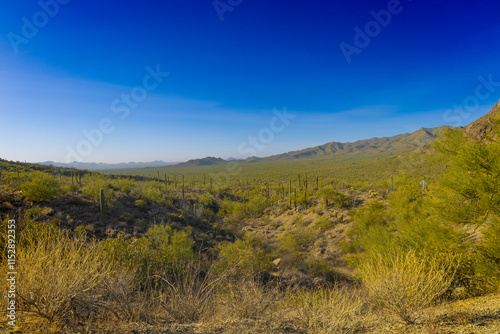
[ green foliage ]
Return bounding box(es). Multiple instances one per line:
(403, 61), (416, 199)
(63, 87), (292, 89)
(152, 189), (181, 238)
(103, 224), (194, 287)
(138, 181), (164, 203)
(314, 216), (331, 230)
(20, 171), (63, 202)
(218, 196), (267, 227)
(113, 177), (136, 194)
(82, 175), (115, 208)
(215, 236), (271, 277)
(134, 199), (147, 209)
(434, 128), (500, 226)
(198, 191), (216, 208)
(475, 217), (500, 291)
(278, 227), (317, 254)
(75, 224), (94, 234)
(245, 194), (268, 216)
(319, 187), (352, 208)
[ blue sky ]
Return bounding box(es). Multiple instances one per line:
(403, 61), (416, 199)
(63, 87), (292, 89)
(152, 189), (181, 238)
(1, 0), (500, 163)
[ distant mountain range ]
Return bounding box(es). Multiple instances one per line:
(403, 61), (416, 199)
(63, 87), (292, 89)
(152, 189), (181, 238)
(38, 160), (179, 171)
(249, 126), (452, 162)
(26, 99), (500, 172)
(163, 126), (452, 168)
(38, 126), (454, 171)
(173, 157), (227, 167)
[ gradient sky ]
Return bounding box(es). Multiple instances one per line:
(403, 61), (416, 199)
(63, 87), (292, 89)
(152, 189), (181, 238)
(1, 0), (500, 163)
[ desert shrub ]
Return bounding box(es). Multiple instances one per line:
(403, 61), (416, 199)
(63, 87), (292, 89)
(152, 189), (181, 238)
(277, 227), (321, 274)
(75, 224), (94, 234)
(138, 181), (164, 203)
(290, 286), (365, 334)
(278, 227), (318, 254)
(20, 171), (62, 202)
(156, 256), (240, 323)
(471, 217), (500, 292)
(11, 225), (124, 328)
(434, 126), (500, 225)
(217, 277), (280, 320)
(134, 199), (147, 209)
(319, 187), (352, 208)
(113, 177), (136, 194)
(218, 198), (246, 227)
(82, 175), (115, 208)
(198, 191), (218, 213)
(245, 194), (268, 216)
(314, 216), (331, 230)
(341, 199), (389, 264)
(103, 224), (194, 288)
(359, 250), (457, 324)
(119, 211), (133, 223)
(215, 237), (271, 278)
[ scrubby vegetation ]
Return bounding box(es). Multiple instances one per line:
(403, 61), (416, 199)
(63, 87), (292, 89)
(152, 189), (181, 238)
(1, 105), (500, 333)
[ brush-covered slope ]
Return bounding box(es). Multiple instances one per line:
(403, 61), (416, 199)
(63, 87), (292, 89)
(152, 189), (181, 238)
(262, 126), (451, 161)
(464, 98), (500, 141)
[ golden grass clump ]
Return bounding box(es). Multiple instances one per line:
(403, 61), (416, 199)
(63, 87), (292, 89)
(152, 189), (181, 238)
(290, 285), (366, 334)
(12, 226), (134, 329)
(359, 250), (457, 324)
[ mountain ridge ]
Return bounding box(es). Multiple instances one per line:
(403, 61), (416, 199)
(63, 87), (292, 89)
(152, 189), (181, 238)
(257, 126), (452, 162)
(464, 98), (500, 141)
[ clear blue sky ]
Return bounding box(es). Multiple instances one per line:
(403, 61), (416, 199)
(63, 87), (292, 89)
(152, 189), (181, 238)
(1, 0), (499, 163)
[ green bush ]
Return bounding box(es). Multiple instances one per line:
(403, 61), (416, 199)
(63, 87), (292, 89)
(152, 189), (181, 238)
(138, 181), (164, 203)
(135, 199), (147, 209)
(21, 171), (63, 202)
(113, 178), (136, 194)
(319, 187), (352, 208)
(198, 192), (217, 209)
(245, 195), (268, 216)
(314, 216), (331, 230)
(215, 237), (271, 278)
(103, 224), (194, 288)
(82, 175), (115, 208)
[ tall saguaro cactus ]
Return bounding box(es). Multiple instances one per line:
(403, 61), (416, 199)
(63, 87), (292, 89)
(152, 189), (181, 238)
(182, 175), (185, 200)
(99, 188), (106, 224)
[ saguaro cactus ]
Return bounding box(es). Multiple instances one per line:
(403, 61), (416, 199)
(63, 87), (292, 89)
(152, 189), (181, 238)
(182, 175), (185, 200)
(100, 188), (106, 224)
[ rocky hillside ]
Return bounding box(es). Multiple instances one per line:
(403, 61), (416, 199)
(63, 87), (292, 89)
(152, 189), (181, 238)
(464, 98), (500, 141)
(260, 126), (451, 161)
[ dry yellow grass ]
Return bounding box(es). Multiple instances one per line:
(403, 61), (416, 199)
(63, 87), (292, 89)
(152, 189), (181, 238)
(289, 285), (366, 334)
(359, 250), (457, 325)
